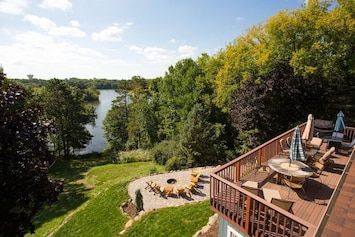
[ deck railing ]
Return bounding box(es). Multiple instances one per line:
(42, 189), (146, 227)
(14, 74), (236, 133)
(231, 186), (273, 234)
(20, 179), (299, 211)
(210, 123), (355, 236)
(344, 126), (355, 142)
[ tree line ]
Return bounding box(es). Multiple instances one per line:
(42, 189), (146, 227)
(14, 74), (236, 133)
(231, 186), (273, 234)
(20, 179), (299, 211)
(103, 0), (355, 169)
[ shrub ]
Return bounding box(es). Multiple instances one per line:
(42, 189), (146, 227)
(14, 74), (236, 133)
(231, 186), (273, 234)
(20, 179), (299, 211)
(165, 156), (187, 171)
(150, 140), (180, 165)
(117, 149), (152, 163)
(134, 189), (144, 214)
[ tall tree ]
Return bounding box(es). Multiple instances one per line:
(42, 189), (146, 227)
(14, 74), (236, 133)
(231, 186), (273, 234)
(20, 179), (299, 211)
(151, 58), (202, 140)
(180, 103), (227, 166)
(41, 79), (96, 158)
(0, 69), (63, 236)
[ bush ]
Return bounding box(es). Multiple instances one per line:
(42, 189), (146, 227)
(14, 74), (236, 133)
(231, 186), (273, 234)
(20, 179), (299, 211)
(117, 149), (152, 163)
(165, 156), (187, 171)
(150, 140), (180, 165)
(134, 189), (144, 213)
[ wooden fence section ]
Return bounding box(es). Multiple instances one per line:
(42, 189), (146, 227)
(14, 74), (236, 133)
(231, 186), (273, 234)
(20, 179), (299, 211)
(214, 123), (306, 184)
(210, 176), (317, 237)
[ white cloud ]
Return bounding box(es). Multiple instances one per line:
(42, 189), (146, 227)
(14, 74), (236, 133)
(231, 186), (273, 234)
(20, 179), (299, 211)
(39, 0), (72, 11)
(24, 14), (56, 31)
(23, 14), (86, 37)
(0, 0), (28, 15)
(92, 23), (132, 42)
(70, 20), (80, 27)
(169, 39), (176, 44)
(130, 44), (198, 64)
(129, 45), (175, 64)
(0, 31), (109, 79)
(178, 45), (198, 58)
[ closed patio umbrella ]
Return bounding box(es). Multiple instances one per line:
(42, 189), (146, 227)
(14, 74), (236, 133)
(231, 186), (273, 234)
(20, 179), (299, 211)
(289, 126), (306, 165)
(302, 114), (314, 143)
(334, 111), (345, 136)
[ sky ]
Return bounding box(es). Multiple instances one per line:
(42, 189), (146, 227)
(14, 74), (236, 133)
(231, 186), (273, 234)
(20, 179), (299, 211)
(0, 0), (306, 80)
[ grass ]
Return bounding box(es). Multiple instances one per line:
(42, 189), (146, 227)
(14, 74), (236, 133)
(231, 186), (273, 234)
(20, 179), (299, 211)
(25, 153), (213, 237)
(123, 201), (214, 237)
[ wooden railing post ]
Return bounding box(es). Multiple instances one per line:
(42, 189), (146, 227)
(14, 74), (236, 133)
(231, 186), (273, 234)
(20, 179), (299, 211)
(245, 196), (251, 234)
(236, 162), (240, 182)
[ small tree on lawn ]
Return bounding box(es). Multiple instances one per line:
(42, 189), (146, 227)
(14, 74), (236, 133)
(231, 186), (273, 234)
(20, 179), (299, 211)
(134, 189), (144, 214)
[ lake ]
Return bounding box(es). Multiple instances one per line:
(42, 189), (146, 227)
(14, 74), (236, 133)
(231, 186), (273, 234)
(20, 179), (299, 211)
(80, 89), (117, 154)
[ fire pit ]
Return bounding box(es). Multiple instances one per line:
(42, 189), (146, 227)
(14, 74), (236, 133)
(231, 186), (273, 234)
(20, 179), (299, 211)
(167, 178), (177, 184)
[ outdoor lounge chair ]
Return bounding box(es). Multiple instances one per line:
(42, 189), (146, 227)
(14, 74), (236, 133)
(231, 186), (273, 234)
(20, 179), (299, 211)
(279, 138), (290, 154)
(311, 161), (325, 178)
(286, 137), (292, 148)
(174, 186), (192, 198)
(271, 198), (294, 212)
(316, 146), (335, 165)
(241, 184), (259, 196)
(283, 175), (306, 197)
(310, 137), (323, 149)
(340, 138), (355, 152)
(191, 167), (202, 177)
(184, 182), (199, 194)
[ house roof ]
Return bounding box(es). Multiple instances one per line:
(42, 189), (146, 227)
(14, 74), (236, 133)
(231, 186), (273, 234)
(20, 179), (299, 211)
(322, 156), (355, 236)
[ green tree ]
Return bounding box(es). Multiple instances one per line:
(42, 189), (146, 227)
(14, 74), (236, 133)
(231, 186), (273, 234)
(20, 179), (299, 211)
(0, 69), (63, 236)
(41, 79), (96, 158)
(150, 58), (202, 140)
(103, 76), (155, 151)
(103, 98), (129, 151)
(180, 103), (227, 166)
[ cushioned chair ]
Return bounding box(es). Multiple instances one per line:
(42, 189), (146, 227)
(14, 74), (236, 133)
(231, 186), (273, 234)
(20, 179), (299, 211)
(317, 147), (336, 165)
(340, 139), (355, 151)
(310, 137), (323, 149)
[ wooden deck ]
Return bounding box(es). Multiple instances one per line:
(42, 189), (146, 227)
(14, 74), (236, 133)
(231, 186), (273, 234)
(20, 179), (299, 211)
(235, 149), (351, 234)
(210, 125), (355, 236)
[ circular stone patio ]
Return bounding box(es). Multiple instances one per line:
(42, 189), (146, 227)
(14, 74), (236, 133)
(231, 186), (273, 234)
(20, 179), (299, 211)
(127, 166), (216, 211)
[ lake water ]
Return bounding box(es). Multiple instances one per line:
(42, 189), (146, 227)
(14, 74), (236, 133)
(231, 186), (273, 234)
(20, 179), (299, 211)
(80, 89), (117, 154)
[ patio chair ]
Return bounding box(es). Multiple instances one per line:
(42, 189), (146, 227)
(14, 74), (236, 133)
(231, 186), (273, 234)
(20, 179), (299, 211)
(340, 138), (355, 152)
(310, 137), (323, 149)
(283, 175), (306, 198)
(174, 186), (191, 198)
(271, 198), (294, 213)
(191, 167), (202, 177)
(286, 136), (292, 148)
(241, 184), (259, 196)
(145, 181), (159, 192)
(317, 146), (335, 165)
(311, 161), (324, 178)
(279, 138), (290, 154)
(184, 182), (199, 194)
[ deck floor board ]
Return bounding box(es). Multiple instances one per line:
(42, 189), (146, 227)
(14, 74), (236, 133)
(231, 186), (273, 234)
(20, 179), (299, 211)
(254, 152), (350, 227)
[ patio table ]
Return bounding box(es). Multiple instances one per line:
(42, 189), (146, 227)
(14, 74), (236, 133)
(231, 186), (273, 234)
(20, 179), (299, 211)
(268, 158), (314, 184)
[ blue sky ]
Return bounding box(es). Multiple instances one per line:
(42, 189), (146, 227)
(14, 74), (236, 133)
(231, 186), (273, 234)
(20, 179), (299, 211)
(0, 0), (305, 80)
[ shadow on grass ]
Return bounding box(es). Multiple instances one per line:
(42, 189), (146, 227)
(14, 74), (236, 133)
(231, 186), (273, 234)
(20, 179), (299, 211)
(31, 152), (112, 232)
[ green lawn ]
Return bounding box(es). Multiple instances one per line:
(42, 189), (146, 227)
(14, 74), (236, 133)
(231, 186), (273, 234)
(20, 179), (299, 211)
(26, 153), (213, 237)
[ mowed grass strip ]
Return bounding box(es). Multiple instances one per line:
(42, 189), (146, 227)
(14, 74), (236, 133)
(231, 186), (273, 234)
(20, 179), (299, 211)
(123, 201), (214, 237)
(27, 156), (165, 237)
